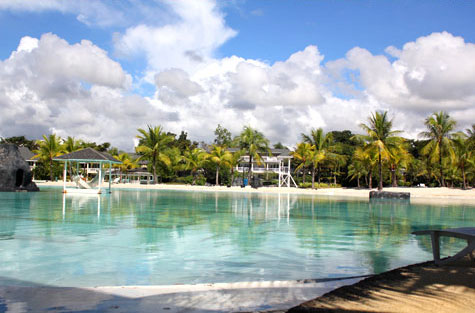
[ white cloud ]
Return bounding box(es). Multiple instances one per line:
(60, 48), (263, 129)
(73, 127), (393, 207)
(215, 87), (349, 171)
(0, 0), (125, 27)
(325, 32), (475, 137)
(1, 0), (475, 153)
(114, 0), (236, 75)
(0, 34), (163, 149)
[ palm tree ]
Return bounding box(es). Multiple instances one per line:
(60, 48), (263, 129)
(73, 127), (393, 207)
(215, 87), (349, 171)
(183, 148), (208, 185)
(302, 128), (334, 185)
(420, 111), (456, 187)
(452, 133), (472, 189)
(136, 125), (173, 183)
(34, 134), (64, 181)
(360, 111), (401, 191)
(235, 126), (270, 181)
(229, 149), (243, 186)
(353, 146), (377, 189)
(208, 145), (232, 186)
(291, 142), (313, 184)
(308, 148), (325, 189)
(348, 161), (367, 188)
(63, 136), (82, 180)
(388, 141), (411, 187)
(115, 153), (138, 181)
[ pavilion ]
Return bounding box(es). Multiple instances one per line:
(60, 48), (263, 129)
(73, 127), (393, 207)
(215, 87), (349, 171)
(54, 148), (121, 194)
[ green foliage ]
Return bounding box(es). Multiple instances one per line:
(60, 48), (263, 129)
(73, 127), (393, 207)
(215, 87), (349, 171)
(359, 111), (402, 190)
(420, 111), (456, 187)
(235, 126), (270, 180)
(214, 124), (232, 147)
(0, 136), (38, 150)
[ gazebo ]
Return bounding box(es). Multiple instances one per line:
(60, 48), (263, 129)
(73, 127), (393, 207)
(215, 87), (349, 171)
(54, 148), (121, 194)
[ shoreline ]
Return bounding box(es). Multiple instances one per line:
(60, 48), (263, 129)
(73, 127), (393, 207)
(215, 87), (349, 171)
(36, 181), (475, 205)
(0, 277), (363, 312)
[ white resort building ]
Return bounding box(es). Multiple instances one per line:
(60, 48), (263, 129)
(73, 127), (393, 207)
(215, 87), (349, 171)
(229, 148), (297, 187)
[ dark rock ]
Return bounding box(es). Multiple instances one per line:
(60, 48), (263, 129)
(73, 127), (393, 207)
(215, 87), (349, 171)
(0, 144), (39, 192)
(369, 190), (410, 199)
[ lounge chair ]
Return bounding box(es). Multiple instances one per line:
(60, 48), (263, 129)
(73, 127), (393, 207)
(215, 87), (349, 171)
(412, 227), (475, 265)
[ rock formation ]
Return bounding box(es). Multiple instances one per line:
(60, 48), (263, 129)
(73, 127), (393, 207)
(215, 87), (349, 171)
(0, 144), (39, 192)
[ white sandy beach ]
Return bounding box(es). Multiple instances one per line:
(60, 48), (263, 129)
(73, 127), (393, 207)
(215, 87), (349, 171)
(37, 181), (475, 205)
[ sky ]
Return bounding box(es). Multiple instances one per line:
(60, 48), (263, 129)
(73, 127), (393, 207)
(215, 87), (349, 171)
(1, 0), (474, 150)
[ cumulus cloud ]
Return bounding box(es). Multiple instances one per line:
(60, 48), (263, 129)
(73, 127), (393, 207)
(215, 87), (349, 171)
(1, 0), (474, 151)
(325, 32), (475, 137)
(0, 34), (173, 149)
(114, 0), (237, 75)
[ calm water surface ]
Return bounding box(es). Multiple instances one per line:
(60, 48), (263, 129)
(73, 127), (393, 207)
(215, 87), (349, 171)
(0, 187), (474, 287)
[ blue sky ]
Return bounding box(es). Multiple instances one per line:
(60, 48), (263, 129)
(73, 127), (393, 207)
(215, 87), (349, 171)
(2, 1), (474, 65)
(1, 0), (474, 149)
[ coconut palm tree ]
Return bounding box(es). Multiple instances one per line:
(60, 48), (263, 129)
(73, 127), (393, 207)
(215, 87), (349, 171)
(229, 149), (243, 186)
(183, 148), (208, 185)
(136, 125), (173, 183)
(291, 142), (313, 184)
(302, 128), (334, 185)
(420, 111), (456, 187)
(353, 146), (377, 189)
(348, 161), (367, 188)
(360, 111), (401, 191)
(308, 148), (325, 189)
(235, 126), (270, 181)
(34, 134), (64, 181)
(388, 141), (411, 187)
(208, 145), (232, 186)
(62, 136), (82, 180)
(115, 153), (138, 181)
(452, 133), (472, 189)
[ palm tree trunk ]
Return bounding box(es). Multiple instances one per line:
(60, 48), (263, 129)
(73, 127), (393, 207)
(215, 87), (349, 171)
(216, 166), (219, 186)
(230, 169), (235, 186)
(311, 165), (315, 189)
(302, 166), (306, 184)
(357, 176), (360, 188)
(248, 155), (253, 181)
(439, 147), (445, 187)
(49, 158), (53, 181)
(391, 165), (397, 187)
(317, 165), (321, 186)
(369, 169), (373, 189)
(152, 154), (157, 184)
(462, 167), (467, 190)
(378, 149), (383, 191)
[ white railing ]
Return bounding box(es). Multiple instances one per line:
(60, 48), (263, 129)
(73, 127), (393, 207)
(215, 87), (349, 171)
(236, 166), (289, 173)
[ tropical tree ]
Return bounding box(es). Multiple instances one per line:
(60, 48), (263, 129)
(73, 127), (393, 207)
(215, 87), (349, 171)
(161, 147), (184, 181)
(348, 161), (367, 188)
(115, 153), (138, 181)
(183, 148), (208, 185)
(308, 148), (325, 189)
(420, 111), (456, 187)
(360, 111), (401, 190)
(353, 146), (377, 189)
(387, 141), (412, 187)
(63, 136), (82, 180)
(34, 134), (64, 181)
(136, 125), (173, 183)
(452, 133), (472, 189)
(302, 128), (335, 185)
(235, 126), (270, 181)
(229, 149), (243, 186)
(208, 145), (232, 186)
(291, 142), (313, 184)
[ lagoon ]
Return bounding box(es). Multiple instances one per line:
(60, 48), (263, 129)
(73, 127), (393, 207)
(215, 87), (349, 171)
(0, 187), (473, 287)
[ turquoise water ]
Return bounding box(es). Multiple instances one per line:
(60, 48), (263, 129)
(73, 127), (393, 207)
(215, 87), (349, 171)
(0, 187), (474, 287)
